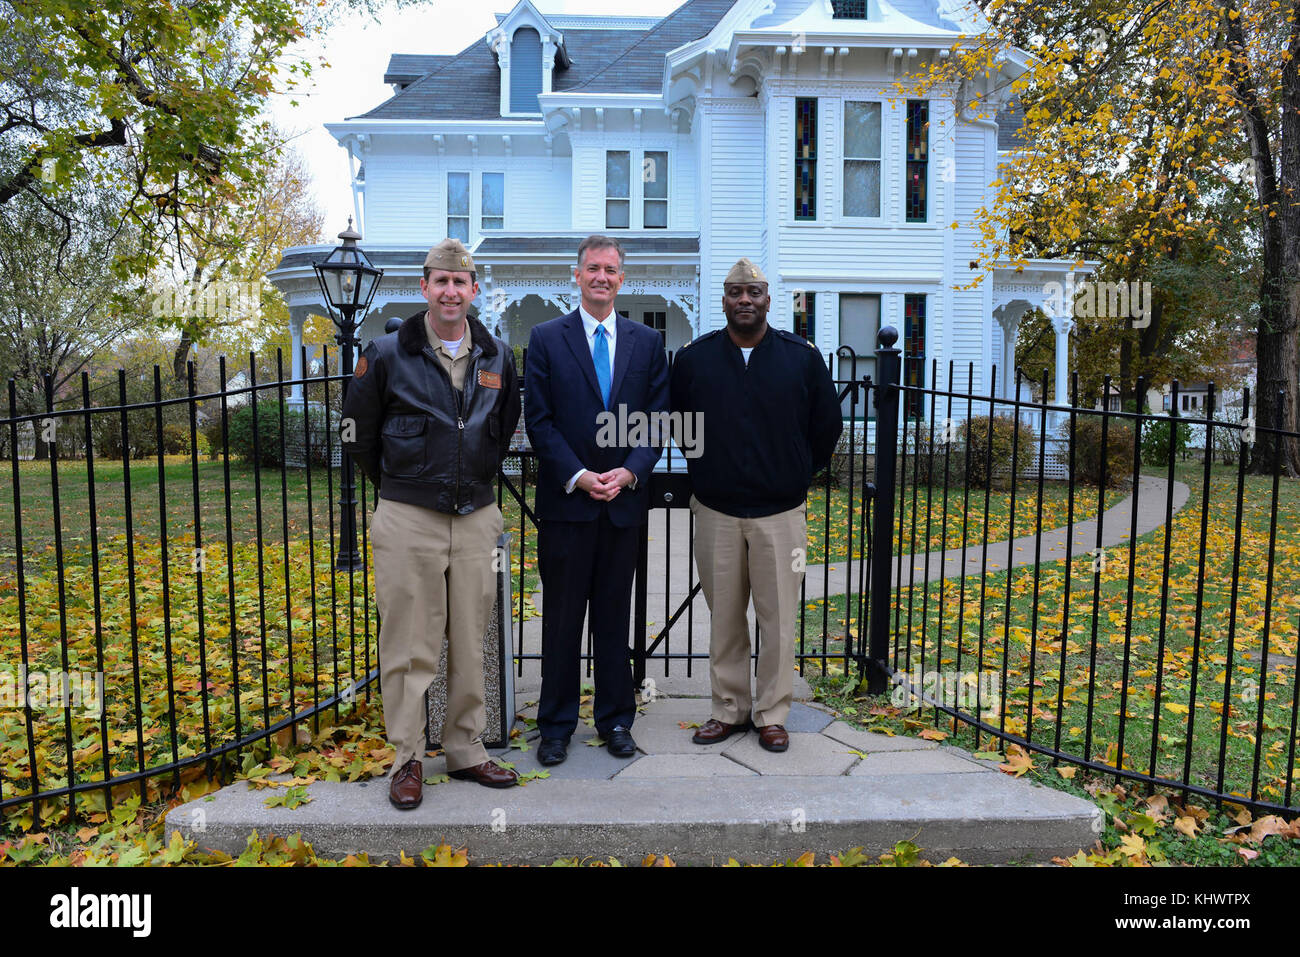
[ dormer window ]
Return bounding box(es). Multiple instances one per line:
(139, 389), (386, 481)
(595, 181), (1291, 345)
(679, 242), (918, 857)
(510, 27), (543, 114)
(832, 0), (868, 17)
(488, 4), (568, 119)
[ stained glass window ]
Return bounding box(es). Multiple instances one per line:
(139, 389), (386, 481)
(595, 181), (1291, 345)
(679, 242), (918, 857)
(793, 291), (815, 341)
(904, 293), (927, 418)
(795, 98), (817, 220)
(906, 100), (929, 222)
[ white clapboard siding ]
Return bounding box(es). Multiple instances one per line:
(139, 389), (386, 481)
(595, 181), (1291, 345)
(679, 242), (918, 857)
(952, 120), (993, 391)
(701, 102), (766, 331)
(363, 151), (572, 244)
(363, 150), (439, 245)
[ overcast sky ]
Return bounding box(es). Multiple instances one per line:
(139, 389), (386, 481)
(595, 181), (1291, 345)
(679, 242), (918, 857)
(268, 0), (689, 240)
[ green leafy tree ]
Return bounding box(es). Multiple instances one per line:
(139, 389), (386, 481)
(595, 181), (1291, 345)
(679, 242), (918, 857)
(0, 188), (141, 456)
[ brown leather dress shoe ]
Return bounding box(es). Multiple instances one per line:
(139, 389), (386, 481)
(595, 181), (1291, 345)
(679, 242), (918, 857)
(389, 758), (423, 810)
(756, 724), (789, 752)
(692, 718), (750, 745)
(448, 760), (519, 789)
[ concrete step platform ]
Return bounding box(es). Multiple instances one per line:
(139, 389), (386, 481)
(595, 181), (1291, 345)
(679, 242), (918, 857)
(166, 693), (1101, 865)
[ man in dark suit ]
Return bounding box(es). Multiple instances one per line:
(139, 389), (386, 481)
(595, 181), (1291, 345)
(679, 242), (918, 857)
(524, 235), (669, 765)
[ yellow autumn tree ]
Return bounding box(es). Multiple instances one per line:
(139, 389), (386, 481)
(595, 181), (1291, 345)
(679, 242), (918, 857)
(903, 0), (1294, 472)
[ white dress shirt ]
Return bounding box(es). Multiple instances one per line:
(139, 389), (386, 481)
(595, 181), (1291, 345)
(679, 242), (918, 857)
(566, 306), (636, 493)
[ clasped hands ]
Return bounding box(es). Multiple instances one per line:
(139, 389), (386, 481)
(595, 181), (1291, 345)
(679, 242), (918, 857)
(576, 467), (633, 502)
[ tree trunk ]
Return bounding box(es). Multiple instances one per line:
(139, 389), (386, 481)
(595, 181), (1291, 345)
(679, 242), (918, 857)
(1231, 4), (1300, 475)
(172, 327), (194, 383)
(1252, 269), (1300, 476)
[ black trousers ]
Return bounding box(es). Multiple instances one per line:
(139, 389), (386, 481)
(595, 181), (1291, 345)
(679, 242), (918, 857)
(536, 509), (638, 739)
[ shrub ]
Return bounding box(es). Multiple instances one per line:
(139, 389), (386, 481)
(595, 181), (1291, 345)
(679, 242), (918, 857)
(1212, 423), (1245, 467)
(201, 412), (228, 460)
(227, 402), (304, 467)
(1141, 416), (1192, 467)
(91, 406), (158, 460)
(825, 429), (869, 488)
(1068, 415), (1136, 488)
(87, 373), (194, 461)
(161, 423), (190, 455)
(959, 415), (1038, 489)
(898, 418), (965, 488)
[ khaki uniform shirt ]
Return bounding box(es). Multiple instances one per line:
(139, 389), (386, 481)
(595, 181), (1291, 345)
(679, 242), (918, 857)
(425, 312), (471, 391)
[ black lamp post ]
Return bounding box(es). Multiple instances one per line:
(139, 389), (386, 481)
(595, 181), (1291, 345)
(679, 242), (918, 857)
(314, 218), (383, 571)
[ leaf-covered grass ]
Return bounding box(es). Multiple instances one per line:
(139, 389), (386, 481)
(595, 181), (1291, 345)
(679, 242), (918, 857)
(810, 673), (1300, 866)
(802, 463), (1300, 813)
(805, 478), (1100, 565)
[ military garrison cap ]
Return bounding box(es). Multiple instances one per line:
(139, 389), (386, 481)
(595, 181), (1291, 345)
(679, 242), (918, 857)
(424, 237), (475, 274)
(724, 257), (768, 285)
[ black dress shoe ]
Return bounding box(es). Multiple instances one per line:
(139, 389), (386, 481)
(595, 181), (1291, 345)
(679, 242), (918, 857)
(538, 737), (569, 766)
(605, 726), (637, 758)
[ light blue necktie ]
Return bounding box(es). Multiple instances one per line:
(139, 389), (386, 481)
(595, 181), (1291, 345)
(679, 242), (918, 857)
(594, 324), (611, 409)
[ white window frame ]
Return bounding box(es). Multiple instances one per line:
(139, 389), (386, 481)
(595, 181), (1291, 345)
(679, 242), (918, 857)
(447, 171), (471, 244)
(481, 171), (505, 232)
(841, 98), (885, 222)
(603, 148), (671, 230)
(447, 170), (506, 245)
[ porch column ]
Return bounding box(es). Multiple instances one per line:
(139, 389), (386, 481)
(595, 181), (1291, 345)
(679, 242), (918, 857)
(288, 312), (305, 407)
(481, 265), (497, 339)
(993, 303), (1027, 401)
(1051, 313), (1073, 425)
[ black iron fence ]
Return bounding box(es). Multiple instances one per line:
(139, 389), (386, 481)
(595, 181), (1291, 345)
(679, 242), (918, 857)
(870, 329), (1300, 817)
(1, 329), (1296, 825)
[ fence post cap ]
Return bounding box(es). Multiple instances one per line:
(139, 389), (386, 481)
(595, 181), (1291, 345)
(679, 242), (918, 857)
(877, 326), (899, 349)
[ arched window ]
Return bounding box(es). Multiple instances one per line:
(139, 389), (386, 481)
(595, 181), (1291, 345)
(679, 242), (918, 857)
(510, 27), (542, 114)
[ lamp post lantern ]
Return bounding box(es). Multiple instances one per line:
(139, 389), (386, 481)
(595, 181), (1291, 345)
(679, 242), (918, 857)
(314, 218), (383, 570)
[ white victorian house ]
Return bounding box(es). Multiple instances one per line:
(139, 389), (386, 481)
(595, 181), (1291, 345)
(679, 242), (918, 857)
(269, 0), (1094, 414)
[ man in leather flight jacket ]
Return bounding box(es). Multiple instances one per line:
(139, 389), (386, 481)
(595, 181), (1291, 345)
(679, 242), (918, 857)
(341, 238), (521, 808)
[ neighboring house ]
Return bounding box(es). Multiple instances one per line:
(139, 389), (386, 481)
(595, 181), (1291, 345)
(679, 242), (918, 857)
(269, 0), (1096, 416)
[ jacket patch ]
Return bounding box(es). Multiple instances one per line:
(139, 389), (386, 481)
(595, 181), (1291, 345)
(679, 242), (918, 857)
(354, 356), (369, 378)
(477, 370), (501, 389)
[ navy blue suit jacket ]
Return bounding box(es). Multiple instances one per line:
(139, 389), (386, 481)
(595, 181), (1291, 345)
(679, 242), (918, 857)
(525, 309), (669, 527)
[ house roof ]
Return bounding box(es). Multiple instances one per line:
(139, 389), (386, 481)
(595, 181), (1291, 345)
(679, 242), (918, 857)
(360, 28), (649, 120)
(273, 248), (430, 271)
(358, 0), (736, 119)
(568, 0), (737, 93)
(383, 54), (454, 86)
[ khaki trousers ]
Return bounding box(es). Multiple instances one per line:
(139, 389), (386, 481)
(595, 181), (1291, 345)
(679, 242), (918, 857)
(690, 496), (806, 727)
(371, 497), (500, 773)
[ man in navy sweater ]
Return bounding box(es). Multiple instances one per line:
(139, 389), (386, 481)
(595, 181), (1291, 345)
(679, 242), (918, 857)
(670, 258), (842, 752)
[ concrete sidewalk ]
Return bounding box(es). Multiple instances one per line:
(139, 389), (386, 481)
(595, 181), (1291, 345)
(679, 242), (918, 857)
(167, 685), (1102, 865)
